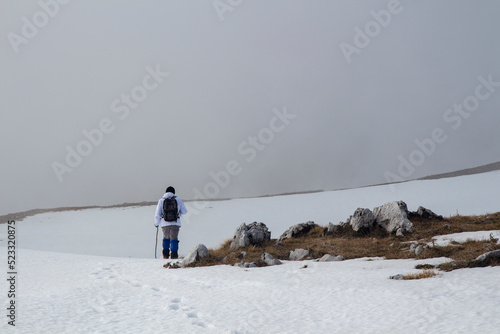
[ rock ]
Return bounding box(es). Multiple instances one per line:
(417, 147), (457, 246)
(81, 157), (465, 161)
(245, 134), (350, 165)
(237, 251), (247, 259)
(390, 274), (405, 280)
(261, 253), (282, 266)
(319, 254), (336, 262)
(474, 249), (500, 263)
(395, 228), (404, 237)
(415, 245), (424, 256)
(373, 201), (413, 234)
(323, 222), (339, 235)
(318, 254), (345, 262)
(289, 249), (310, 261)
(348, 208), (376, 232)
(279, 221), (318, 241)
(181, 244), (210, 266)
(163, 262), (181, 269)
(234, 262), (258, 268)
(412, 206), (443, 220)
(230, 222), (271, 250)
(409, 244), (417, 253)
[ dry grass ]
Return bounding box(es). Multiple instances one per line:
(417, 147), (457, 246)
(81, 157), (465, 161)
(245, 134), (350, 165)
(403, 270), (438, 280)
(187, 212), (500, 271)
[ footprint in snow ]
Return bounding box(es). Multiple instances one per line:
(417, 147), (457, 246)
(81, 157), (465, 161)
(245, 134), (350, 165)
(186, 311), (198, 318)
(166, 297), (207, 327)
(169, 298), (181, 310)
(169, 303), (180, 311)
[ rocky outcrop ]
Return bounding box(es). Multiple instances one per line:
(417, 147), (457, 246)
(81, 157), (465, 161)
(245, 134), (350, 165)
(322, 222), (340, 235)
(410, 206), (444, 220)
(474, 249), (500, 264)
(347, 208), (376, 232)
(373, 201), (413, 235)
(181, 244), (210, 266)
(279, 221), (318, 241)
(230, 222), (271, 250)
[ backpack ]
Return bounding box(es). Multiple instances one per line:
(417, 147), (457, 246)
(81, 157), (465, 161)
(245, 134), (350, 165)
(163, 196), (179, 222)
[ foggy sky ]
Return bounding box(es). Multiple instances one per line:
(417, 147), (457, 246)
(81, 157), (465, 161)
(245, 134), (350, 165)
(1, 0), (499, 215)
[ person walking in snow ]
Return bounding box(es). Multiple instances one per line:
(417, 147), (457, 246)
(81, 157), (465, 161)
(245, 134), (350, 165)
(155, 186), (187, 259)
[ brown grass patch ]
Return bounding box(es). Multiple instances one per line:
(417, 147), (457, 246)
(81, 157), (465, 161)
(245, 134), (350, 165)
(187, 212), (500, 270)
(403, 270), (438, 280)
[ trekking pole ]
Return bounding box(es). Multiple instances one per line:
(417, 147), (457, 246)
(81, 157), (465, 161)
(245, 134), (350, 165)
(155, 226), (159, 259)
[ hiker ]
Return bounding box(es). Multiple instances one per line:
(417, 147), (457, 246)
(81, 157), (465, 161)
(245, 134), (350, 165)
(154, 186), (187, 259)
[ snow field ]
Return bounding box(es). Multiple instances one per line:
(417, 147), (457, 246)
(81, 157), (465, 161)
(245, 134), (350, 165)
(1, 249), (499, 333)
(10, 170), (500, 259)
(0, 170), (499, 332)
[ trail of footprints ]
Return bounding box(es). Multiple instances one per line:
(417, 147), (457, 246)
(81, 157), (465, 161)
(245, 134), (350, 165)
(89, 264), (208, 329)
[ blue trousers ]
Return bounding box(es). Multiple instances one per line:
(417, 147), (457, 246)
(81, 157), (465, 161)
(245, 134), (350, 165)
(161, 225), (180, 251)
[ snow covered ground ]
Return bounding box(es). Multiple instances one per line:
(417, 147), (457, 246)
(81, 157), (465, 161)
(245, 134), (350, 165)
(8, 170), (500, 259)
(431, 230), (500, 247)
(1, 171), (500, 333)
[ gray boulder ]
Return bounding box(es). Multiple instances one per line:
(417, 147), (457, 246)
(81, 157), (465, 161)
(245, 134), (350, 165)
(234, 262), (258, 268)
(261, 253), (282, 266)
(181, 244), (210, 266)
(348, 208), (376, 232)
(323, 222), (340, 235)
(373, 201), (413, 234)
(318, 254), (345, 262)
(415, 245), (424, 256)
(279, 221), (317, 241)
(411, 206), (443, 220)
(230, 222), (271, 250)
(289, 249), (310, 261)
(390, 274), (405, 280)
(475, 249), (500, 263)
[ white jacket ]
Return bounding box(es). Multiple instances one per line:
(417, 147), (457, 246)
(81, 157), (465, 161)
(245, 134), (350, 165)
(154, 192), (187, 227)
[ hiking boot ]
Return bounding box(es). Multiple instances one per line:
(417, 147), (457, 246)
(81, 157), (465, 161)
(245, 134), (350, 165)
(171, 251), (178, 259)
(162, 249), (170, 259)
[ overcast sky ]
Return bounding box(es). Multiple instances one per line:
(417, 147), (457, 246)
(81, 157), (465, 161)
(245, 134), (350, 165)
(1, 0), (499, 215)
